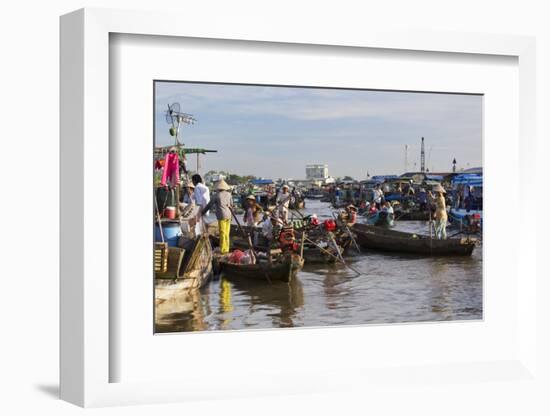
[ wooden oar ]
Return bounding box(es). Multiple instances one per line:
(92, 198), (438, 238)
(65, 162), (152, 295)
(304, 236), (361, 276)
(332, 212), (361, 253)
(229, 206), (272, 285)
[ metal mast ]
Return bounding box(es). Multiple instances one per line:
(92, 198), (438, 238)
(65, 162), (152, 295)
(420, 137), (425, 173)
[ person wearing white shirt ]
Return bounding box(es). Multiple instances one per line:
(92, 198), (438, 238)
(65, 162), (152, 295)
(372, 184), (384, 209)
(192, 174), (210, 213)
(191, 174), (210, 235)
(275, 184), (291, 224)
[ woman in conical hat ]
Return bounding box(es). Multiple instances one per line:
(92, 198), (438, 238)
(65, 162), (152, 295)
(180, 180), (195, 205)
(202, 178), (233, 254)
(215, 178), (231, 191)
(243, 194), (263, 227)
(429, 184), (448, 239)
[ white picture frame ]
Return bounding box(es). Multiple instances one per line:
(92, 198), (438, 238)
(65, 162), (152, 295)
(60, 8), (538, 407)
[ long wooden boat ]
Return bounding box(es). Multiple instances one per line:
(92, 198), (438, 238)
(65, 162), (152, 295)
(393, 210), (430, 221)
(214, 252), (304, 283)
(155, 235), (214, 298)
(352, 223), (476, 256)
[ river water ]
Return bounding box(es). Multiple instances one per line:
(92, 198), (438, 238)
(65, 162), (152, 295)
(155, 199), (482, 333)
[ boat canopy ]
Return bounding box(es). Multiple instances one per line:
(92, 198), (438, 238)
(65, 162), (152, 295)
(371, 175), (399, 183)
(451, 174), (483, 187)
(425, 174), (444, 181)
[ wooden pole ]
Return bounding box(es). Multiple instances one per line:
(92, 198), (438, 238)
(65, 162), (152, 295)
(154, 194), (165, 243)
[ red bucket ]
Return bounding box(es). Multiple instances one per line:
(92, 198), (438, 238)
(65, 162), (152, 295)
(164, 206), (176, 219)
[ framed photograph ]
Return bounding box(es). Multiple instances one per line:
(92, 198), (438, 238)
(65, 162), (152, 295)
(60, 8), (538, 407)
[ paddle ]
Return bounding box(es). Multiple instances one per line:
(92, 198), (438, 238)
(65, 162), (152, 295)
(332, 211), (361, 253)
(304, 236), (361, 276)
(229, 206), (272, 285)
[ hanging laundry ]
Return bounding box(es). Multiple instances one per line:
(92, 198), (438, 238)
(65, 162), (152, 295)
(160, 147), (180, 187)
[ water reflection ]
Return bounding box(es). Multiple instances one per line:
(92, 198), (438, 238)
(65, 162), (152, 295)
(155, 289), (210, 333)
(222, 276), (305, 328)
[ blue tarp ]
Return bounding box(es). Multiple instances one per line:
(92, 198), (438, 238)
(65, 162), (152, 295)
(250, 179), (273, 185)
(451, 174), (483, 187)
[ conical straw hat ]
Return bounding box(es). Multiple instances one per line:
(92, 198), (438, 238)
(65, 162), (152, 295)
(215, 179), (231, 191)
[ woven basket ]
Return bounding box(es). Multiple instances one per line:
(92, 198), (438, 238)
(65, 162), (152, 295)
(154, 242), (169, 273)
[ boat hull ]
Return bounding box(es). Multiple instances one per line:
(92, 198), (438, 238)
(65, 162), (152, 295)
(155, 235), (214, 297)
(352, 223), (476, 256)
(215, 253), (304, 283)
(393, 210), (430, 221)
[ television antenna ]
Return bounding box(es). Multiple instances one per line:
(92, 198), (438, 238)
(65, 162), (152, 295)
(165, 103), (196, 146)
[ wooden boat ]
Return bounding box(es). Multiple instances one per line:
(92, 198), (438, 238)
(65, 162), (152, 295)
(155, 235), (214, 298)
(214, 252), (304, 283)
(352, 223), (476, 256)
(155, 288), (209, 333)
(393, 210), (430, 221)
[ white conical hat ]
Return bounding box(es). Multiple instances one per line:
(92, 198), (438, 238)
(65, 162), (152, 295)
(215, 179), (231, 191)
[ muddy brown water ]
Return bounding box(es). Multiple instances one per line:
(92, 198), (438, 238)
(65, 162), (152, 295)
(155, 200), (482, 333)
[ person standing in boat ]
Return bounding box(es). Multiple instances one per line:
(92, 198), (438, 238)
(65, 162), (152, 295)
(372, 184), (384, 209)
(202, 179), (234, 254)
(276, 184), (291, 224)
(243, 195), (263, 227)
(192, 174), (210, 214)
(429, 184), (448, 240)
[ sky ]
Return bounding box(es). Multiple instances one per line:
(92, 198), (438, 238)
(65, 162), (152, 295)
(155, 81), (482, 180)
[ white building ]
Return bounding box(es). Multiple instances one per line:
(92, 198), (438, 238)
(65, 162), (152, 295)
(306, 164), (329, 180)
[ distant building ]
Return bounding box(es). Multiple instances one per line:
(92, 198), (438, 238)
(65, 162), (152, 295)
(204, 172), (226, 184)
(306, 164), (328, 180)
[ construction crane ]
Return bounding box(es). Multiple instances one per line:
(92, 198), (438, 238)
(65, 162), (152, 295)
(404, 144), (408, 174)
(420, 137), (426, 173)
